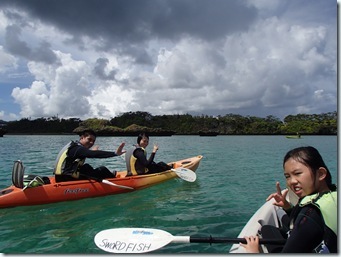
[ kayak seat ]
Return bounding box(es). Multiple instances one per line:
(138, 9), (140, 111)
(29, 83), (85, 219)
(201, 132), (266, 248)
(112, 170), (117, 178)
(12, 160), (25, 189)
(12, 160), (50, 189)
(260, 225), (285, 253)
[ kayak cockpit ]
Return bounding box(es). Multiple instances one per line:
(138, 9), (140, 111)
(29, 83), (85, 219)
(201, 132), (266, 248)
(11, 160), (51, 190)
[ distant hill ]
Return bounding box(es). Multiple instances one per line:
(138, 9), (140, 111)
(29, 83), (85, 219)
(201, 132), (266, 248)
(0, 120), (8, 126)
(1, 111), (337, 135)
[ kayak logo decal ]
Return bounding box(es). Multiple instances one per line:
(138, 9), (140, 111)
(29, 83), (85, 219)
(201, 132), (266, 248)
(132, 230), (153, 235)
(97, 239), (152, 253)
(64, 188), (90, 194)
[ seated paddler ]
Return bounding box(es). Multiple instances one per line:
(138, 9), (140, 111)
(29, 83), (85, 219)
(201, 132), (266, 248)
(53, 129), (125, 182)
(125, 132), (172, 176)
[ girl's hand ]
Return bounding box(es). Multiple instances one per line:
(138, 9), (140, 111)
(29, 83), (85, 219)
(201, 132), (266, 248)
(115, 142), (126, 156)
(239, 236), (260, 253)
(266, 182), (291, 210)
(153, 143), (159, 153)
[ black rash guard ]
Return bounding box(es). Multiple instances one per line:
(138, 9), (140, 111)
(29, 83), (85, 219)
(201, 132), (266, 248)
(282, 205), (324, 253)
(133, 148), (155, 167)
(68, 143), (117, 159)
(57, 141), (118, 180)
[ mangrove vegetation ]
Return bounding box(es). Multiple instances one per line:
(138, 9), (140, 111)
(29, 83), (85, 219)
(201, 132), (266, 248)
(0, 111), (337, 136)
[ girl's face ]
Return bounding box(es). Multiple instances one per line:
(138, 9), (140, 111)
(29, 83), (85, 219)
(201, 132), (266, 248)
(284, 157), (317, 198)
(139, 136), (149, 148)
(80, 134), (96, 149)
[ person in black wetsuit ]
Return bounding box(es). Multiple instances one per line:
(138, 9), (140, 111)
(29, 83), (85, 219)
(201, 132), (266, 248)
(53, 129), (126, 182)
(240, 146), (337, 253)
(125, 132), (172, 176)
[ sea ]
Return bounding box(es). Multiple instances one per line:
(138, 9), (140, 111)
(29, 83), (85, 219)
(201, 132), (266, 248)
(0, 135), (337, 254)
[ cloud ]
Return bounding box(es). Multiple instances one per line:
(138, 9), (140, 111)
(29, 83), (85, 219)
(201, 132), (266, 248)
(93, 58), (118, 81)
(0, 0), (337, 121)
(0, 0), (257, 41)
(12, 51), (92, 118)
(0, 0), (258, 67)
(5, 24), (58, 64)
(0, 45), (17, 73)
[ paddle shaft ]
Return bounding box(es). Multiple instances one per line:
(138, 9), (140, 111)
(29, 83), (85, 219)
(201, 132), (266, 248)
(173, 236), (286, 245)
(85, 175), (133, 190)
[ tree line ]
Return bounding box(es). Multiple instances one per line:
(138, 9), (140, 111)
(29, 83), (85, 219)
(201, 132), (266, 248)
(0, 111), (337, 136)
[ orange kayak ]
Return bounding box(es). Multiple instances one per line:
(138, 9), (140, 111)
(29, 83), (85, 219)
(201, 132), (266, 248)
(0, 155), (202, 208)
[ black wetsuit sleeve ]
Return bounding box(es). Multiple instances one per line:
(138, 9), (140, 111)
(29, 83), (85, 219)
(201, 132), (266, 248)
(69, 145), (117, 159)
(282, 206), (324, 253)
(134, 148), (155, 166)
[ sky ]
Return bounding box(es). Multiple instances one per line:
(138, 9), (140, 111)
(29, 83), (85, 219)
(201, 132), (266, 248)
(0, 0), (337, 121)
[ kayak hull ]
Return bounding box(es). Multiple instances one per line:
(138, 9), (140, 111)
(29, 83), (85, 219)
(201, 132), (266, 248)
(229, 189), (298, 253)
(286, 135), (301, 139)
(229, 199), (283, 253)
(0, 155), (203, 208)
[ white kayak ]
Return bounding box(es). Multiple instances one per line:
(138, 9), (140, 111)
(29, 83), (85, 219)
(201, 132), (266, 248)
(229, 189), (299, 253)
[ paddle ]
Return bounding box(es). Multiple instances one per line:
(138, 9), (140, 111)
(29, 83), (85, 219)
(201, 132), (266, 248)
(100, 179), (134, 190)
(94, 228), (286, 253)
(84, 175), (134, 190)
(171, 167), (197, 182)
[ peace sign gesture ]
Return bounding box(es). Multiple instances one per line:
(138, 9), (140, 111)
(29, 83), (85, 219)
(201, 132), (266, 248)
(266, 182), (292, 210)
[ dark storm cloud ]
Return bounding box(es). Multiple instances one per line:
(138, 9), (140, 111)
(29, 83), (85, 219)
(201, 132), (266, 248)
(5, 25), (58, 64)
(0, 0), (257, 45)
(94, 58), (117, 81)
(278, 0), (336, 25)
(5, 25), (31, 57)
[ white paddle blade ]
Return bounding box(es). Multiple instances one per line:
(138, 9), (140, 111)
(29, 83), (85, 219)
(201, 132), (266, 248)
(94, 228), (173, 253)
(101, 179), (134, 190)
(172, 167), (197, 182)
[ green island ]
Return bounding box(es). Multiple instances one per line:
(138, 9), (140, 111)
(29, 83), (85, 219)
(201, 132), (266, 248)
(0, 111), (337, 136)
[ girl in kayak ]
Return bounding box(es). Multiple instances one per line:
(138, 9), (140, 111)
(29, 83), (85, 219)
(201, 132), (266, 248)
(125, 132), (172, 176)
(54, 129), (126, 182)
(240, 146), (337, 253)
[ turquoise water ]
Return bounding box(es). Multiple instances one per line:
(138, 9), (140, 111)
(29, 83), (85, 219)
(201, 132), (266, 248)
(0, 135), (337, 253)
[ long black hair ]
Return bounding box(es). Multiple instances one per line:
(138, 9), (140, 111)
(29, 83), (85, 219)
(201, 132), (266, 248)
(283, 146), (336, 191)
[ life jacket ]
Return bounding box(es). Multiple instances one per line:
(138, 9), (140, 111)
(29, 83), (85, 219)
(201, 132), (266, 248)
(125, 146), (148, 176)
(295, 191), (337, 253)
(53, 141), (85, 178)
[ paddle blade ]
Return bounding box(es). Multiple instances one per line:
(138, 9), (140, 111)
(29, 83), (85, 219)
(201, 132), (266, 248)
(172, 167), (197, 182)
(101, 179), (134, 190)
(94, 228), (173, 253)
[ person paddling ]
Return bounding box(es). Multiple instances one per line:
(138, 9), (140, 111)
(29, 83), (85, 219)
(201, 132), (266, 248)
(54, 129), (125, 182)
(241, 146), (337, 253)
